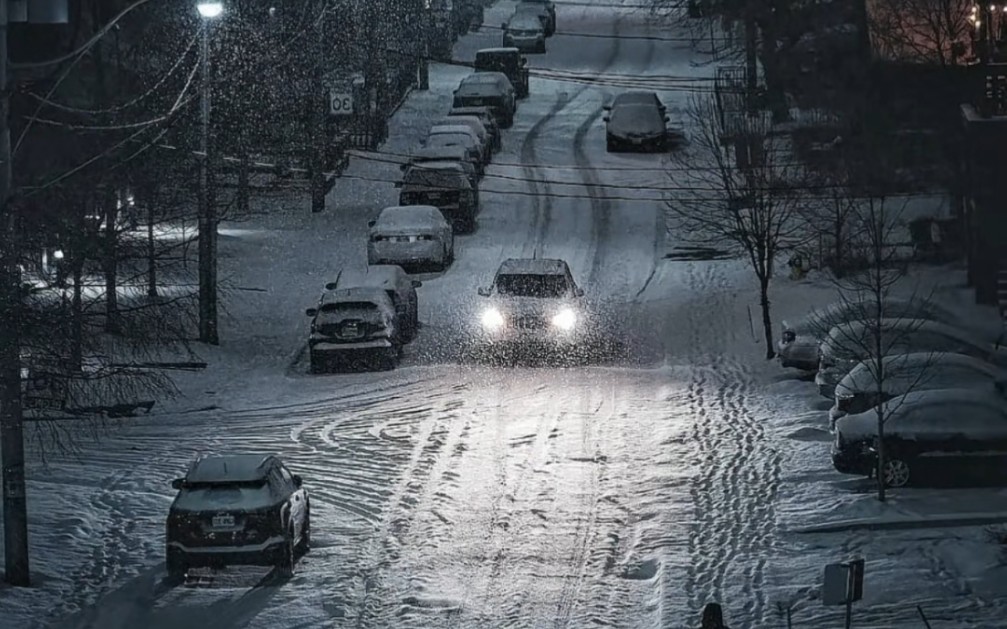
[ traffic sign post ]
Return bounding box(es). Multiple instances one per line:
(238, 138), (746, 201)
(329, 91), (353, 116)
(823, 558), (865, 629)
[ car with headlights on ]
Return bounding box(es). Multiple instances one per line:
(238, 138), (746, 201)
(502, 12), (547, 53)
(778, 297), (958, 371)
(475, 258), (587, 351)
(830, 352), (1007, 427)
(367, 205), (454, 272)
(305, 287), (403, 372)
(815, 319), (1007, 399)
(453, 72), (517, 128)
(165, 454), (309, 580)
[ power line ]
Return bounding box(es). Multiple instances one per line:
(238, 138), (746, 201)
(478, 22), (737, 42)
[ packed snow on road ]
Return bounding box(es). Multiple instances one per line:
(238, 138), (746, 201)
(5, 1), (1007, 628)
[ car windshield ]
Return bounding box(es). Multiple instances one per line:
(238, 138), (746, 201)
(174, 481), (275, 511)
(319, 302), (379, 315)
(495, 273), (569, 297)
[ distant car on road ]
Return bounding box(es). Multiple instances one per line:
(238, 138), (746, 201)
(367, 205), (454, 272)
(398, 162), (479, 233)
(453, 72), (517, 128)
(474, 48), (529, 99)
(475, 258), (589, 352)
(305, 286), (403, 372)
(165, 454), (309, 580)
(604, 91), (672, 152)
(502, 13), (547, 53)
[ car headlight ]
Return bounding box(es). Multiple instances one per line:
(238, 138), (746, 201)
(481, 307), (505, 329)
(551, 308), (577, 331)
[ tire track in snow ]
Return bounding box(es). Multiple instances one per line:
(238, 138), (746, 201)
(680, 261), (782, 625)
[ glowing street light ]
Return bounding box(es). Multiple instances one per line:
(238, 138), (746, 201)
(197, 2), (223, 18)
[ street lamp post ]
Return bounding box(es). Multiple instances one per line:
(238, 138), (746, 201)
(197, 2), (222, 345)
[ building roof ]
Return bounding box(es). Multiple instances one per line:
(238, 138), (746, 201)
(497, 258), (568, 275)
(186, 454), (275, 483)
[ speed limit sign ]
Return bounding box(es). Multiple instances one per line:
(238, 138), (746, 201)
(329, 91), (353, 115)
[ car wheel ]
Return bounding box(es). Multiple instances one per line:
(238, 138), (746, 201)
(537, 41), (546, 53)
(881, 456), (911, 488)
(166, 553), (187, 583)
(276, 529), (296, 577)
(308, 352), (325, 374)
(297, 505), (311, 554)
(379, 349), (398, 371)
(606, 136), (617, 152)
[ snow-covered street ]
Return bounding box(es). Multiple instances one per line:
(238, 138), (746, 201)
(6, 1), (1007, 628)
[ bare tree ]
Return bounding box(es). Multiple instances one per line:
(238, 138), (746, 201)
(666, 94), (807, 358)
(819, 195), (940, 501)
(868, 0), (974, 66)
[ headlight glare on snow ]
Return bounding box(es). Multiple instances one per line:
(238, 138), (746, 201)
(481, 307), (505, 329)
(551, 308), (577, 331)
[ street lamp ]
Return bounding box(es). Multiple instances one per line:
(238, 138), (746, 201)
(197, 1), (222, 345)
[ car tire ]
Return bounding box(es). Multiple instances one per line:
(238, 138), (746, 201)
(297, 506), (311, 554)
(379, 349), (398, 371)
(606, 136), (617, 153)
(309, 351), (326, 374)
(277, 529), (296, 578)
(537, 41), (546, 53)
(881, 456), (912, 488)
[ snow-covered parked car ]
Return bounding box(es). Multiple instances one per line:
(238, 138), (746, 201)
(778, 297), (957, 371)
(398, 162), (479, 233)
(604, 91), (677, 152)
(326, 265), (421, 341)
(449, 105), (503, 147)
(432, 115), (495, 156)
(519, 0), (556, 34)
(475, 258), (589, 352)
(832, 385), (1007, 487)
(829, 352), (1007, 426)
(815, 319), (1007, 399)
(404, 147), (479, 191)
(453, 72), (516, 128)
(165, 454), (310, 580)
(368, 205), (454, 272)
(305, 286), (403, 372)
(425, 125), (488, 173)
(502, 12), (547, 53)
(514, 0), (554, 35)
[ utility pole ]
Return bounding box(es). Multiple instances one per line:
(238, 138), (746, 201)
(0, 0), (31, 587)
(309, 0), (326, 213)
(197, 11), (219, 345)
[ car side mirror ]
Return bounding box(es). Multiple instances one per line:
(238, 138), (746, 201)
(291, 474), (303, 488)
(171, 478), (184, 490)
(368, 220), (376, 228)
(412, 280), (422, 288)
(477, 287), (491, 297)
(305, 307), (317, 317)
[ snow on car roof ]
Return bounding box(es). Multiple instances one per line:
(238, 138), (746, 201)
(839, 352), (1005, 393)
(790, 297), (955, 334)
(429, 124), (475, 135)
(497, 258), (568, 275)
(336, 265), (407, 289)
(459, 73), (510, 91)
(825, 318), (987, 349)
(186, 454), (275, 483)
(320, 286), (394, 305)
(508, 13), (543, 28)
(376, 205), (445, 228)
(477, 47), (521, 55)
(412, 146), (468, 161)
(836, 387), (1007, 439)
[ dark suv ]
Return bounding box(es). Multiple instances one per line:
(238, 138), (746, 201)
(165, 454), (310, 580)
(474, 47), (530, 98)
(398, 163), (478, 233)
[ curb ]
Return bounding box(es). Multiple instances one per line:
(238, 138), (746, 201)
(791, 512), (1007, 534)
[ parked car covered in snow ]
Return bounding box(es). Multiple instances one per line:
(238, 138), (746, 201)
(474, 48), (529, 99)
(829, 352), (1007, 426)
(514, 0), (554, 35)
(165, 454), (310, 580)
(604, 91), (675, 152)
(404, 147), (479, 190)
(327, 265), (421, 341)
(519, 0), (556, 33)
(425, 125), (488, 172)
(432, 115), (495, 156)
(832, 385), (1007, 487)
(778, 297), (958, 371)
(449, 105), (503, 147)
(453, 72), (517, 128)
(815, 319), (1007, 398)
(367, 205), (454, 272)
(475, 258), (589, 352)
(305, 286), (403, 372)
(502, 12), (547, 53)
(398, 162), (479, 233)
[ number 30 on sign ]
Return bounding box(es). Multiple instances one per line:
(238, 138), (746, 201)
(329, 92), (353, 115)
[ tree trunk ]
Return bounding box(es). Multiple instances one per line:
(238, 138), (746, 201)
(876, 409), (886, 502)
(103, 190), (119, 334)
(70, 258), (83, 372)
(146, 197), (156, 298)
(759, 277), (775, 359)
